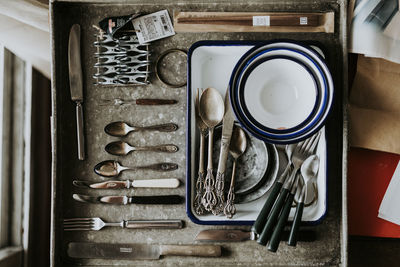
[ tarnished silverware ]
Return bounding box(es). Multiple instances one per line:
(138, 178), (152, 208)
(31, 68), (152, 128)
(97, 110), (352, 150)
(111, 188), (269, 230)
(214, 88), (235, 215)
(72, 193), (183, 205)
(73, 178), (180, 189)
(224, 126), (247, 218)
(105, 141), (178, 156)
(194, 89), (208, 215)
(64, 217), (183, 231)
(288, 154), (320, 246)
(104, 121), (178, 136)
(199, 88), (224, 211)
(94, 160), (178, 177)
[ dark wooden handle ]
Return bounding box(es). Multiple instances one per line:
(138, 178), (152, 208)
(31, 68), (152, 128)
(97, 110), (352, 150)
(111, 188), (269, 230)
(288, 202), (304, 246)
(252, 182), (282, 235)
(160, 245), (221, 257)
(135, 98), (178, 105)
(257, 188), (289, 246)
(268, 193), (295, 252)
(130, 195), (183, 205)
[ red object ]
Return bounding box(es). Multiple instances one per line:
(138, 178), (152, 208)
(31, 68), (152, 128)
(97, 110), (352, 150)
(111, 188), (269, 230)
(348, 147), (400, 237)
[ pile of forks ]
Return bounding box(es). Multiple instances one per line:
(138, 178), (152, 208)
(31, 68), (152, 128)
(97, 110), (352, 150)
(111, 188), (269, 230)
(93, 33), (151, 85)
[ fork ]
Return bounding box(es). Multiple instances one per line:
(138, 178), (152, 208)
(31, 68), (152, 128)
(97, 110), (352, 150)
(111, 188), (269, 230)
(63, 217), (183, 231)
(255, 132), (321, 246)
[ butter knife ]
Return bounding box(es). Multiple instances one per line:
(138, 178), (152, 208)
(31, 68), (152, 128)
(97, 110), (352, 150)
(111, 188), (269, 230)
(72, 178), (180, 189)
(195, 229), (316, 242)
(72, 194), (183, 205)
(214, 89), (235, 214)
(68, 24), (85, 160)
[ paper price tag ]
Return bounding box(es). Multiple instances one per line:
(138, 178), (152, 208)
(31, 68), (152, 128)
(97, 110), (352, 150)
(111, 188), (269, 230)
(132, 10), (175, 44)
(252, 16), (270, 26)
(300, 17), (308, 25)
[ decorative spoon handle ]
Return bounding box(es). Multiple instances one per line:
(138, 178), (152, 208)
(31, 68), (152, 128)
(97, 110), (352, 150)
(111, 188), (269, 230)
(133, 144), (179, 153)
(135, 123), (178, 132)
(202, 128), (217, 211)
(131, 162), (179, 172)
(224, 160), (237, 218)
(194, 134), (206, 215)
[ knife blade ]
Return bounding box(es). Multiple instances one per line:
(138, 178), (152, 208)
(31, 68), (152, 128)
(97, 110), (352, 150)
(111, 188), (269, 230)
(68, 24), (85, 160)
(72, 194), (183, 205)
(68, 242), (221, 259)
(214, 88), (236, 211)
(72, 178), (180, 189)
(195, 229), (316, 242)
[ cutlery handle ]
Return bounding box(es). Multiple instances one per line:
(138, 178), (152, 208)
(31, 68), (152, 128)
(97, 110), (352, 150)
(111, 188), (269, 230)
(252, 181), (282, 235)
(268, 193), (295, 252)
(132, 178), (180, 188)
(125, 220), (183, 229)
(160, 245), (221, 257)
(288, 202), (304, 246)
(257, 188), (289, 246)
(76, 102), (85, 160)
(139, 123), (179, 132)
(137, 162), (179, 172)
(136, 144), (179, 153)
(130, 195), (183, 205)
(135, 98), (178, 105)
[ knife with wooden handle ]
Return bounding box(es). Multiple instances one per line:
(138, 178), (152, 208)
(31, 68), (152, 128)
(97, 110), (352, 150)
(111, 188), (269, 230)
(68, 24), (85, 160)
(72, 178), (180, 189)
(195, 229), (316, 242)
(68, 242), (222, 259)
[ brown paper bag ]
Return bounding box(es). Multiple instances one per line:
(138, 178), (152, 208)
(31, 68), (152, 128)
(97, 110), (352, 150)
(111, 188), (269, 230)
(349, 55), (400, 155)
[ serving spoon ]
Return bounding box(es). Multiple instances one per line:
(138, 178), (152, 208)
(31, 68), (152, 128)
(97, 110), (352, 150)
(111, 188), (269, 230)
(224, 126), (247, 218)
(105, 141), (178, 156)
(94, 160), (178, 177)
(199, 87), (224, 211)
(105, 121), (178, 137)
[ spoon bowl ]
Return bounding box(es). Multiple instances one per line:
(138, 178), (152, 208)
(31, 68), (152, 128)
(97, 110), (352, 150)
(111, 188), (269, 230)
(300, 154), (320, 204)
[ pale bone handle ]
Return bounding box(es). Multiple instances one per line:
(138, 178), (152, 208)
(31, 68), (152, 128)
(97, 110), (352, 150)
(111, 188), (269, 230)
(131, 178), (180, 188)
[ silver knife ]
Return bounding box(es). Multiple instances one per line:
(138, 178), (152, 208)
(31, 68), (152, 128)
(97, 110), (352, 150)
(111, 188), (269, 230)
(68, 24), (85, 160)
(214, 89), (235, 213)
(68, 242), (222, 259)
(72, 193), (182, 205)
(72, 178), (180, 189)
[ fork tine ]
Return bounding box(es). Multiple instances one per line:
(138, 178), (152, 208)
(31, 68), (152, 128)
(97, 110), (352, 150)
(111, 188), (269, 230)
(63, 221), (94, 226)
(64, 227), (93, 231)
(308, 131), (321, 153)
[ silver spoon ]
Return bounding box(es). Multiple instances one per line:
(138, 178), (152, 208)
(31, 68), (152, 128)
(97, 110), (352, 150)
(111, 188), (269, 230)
(194, 88), (208, 215)
(105, 141), (179, 156)
(224, 126), (247, 218)
(199, 87), (224, 211)
(288, 154), (320, 246)
(94, 160), (178, 177)
(105, 121), (178, 137)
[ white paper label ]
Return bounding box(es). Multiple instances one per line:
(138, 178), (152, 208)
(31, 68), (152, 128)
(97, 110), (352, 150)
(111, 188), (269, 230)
(132, 10), (175, 44)
(300, 17), (308, 25)
(252, 16), (270, 26)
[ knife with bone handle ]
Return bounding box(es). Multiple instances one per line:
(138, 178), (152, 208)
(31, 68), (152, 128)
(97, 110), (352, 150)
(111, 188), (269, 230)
(72, 178), (180, 189)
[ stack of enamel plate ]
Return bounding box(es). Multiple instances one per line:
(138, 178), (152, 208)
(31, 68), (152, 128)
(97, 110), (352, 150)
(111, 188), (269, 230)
(229, 41), (334, 144)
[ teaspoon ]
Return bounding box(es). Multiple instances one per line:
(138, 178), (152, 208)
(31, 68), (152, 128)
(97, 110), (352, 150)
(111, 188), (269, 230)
(199, 87), (224, 211)
(94, 160), (178, 177)
(105, 121), (178, 137)
(224, 126), (247, 218)
(105, 141), (179, 156)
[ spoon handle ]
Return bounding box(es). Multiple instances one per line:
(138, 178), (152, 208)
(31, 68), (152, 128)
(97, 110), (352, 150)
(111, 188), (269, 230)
(194, 134), (206, 215)
(135, 99), (178, 105)
(202, 128), (217, 211)
(135, 123), (179, 132)
(224, 160), (237, 218)
(133, 144), (179, 153)
(128, 163), (179, 172)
